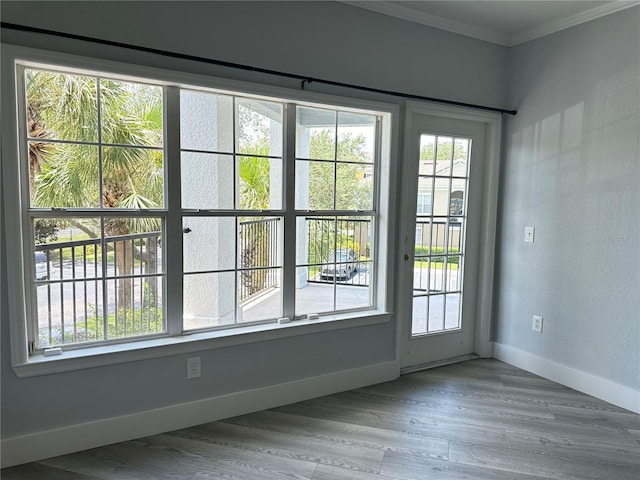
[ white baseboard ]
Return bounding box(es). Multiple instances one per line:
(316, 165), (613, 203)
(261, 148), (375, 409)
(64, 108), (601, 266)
(1, 360), (399, 468)
(493, 342), (640, 414)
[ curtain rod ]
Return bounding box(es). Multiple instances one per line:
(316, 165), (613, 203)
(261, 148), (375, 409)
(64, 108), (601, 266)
(1, 22), (517, 116)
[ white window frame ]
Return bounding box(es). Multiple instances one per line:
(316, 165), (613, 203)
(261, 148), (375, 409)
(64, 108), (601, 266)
(1, 44), (398, 377)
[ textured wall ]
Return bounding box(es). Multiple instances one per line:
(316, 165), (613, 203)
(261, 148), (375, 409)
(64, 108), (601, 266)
(496, 7), (640, 389)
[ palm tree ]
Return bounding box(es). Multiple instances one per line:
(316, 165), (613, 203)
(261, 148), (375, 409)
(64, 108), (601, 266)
(27, 69), (163, 312)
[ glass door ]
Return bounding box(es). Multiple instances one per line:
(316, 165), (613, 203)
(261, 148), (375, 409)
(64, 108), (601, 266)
(401, 113), (487, 368)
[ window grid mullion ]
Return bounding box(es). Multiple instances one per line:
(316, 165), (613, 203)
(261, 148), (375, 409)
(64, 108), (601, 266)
(282, 103), (297, 320)
(165, 86), (183, 336)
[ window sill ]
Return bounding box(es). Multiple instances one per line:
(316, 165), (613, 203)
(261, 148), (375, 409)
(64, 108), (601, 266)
(12, 311), (392, 378)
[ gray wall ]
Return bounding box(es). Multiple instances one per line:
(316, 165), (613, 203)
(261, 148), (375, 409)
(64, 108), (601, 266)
(495, 7), (640, 390)
(0, 1), (508, 439)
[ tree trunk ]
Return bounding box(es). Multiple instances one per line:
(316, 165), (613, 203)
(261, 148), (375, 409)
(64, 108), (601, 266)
(114, 239), (134, 310)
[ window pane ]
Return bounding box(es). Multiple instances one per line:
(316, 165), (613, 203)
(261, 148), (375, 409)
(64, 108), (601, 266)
(337, 112), (375, 163)
(183, 217), (236, 273)
(238, 217), (282, 269)
(238, 156), (282, 210)
(238, 269), (282, 322)
(336, 162), (373, 210)
(296, 160), (335, 210)
(25, 69), (98, 143)
(184, 272), (235, 330)
(29, 143), (99, 208)
(296, 106), (336, 160)
(101, 79), (163, 147)
(237, 99), (282, 157)
(295, 267), (334, 316)
(181, 153), (234, 209)
(297, 216), (335, 265)
(103, 147), (164, 208)
(336, 282), (371, 310)
(33, 217), (101, 282)
(181, 90), (233, 153)
(34, 217), (164, 347)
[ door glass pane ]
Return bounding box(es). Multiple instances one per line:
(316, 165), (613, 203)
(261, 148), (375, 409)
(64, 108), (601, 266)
(432, 178), (451, 216)
(434, 136), (453, 175)
(412, 134), (471, 336)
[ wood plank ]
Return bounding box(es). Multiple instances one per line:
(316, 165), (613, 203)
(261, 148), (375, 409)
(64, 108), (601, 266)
(222, 409), (449, 460)
(0, 462), (101, 480)
(381, 450), (549, 480)
(274, 396), (511, 447)
(505, 430), (640, 468)
(449, 440), (640, 480)
(168, 420), (384, 474)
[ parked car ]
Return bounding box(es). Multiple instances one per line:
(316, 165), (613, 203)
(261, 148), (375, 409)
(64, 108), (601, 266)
(321, 249), (358, 280)
(35, 251), (50, 280)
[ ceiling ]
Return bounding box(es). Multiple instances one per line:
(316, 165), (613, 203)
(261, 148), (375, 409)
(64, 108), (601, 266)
(343, 1), (640, 46)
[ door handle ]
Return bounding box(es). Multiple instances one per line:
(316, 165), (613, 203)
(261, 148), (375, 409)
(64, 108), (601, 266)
(404, 254), (410, 261)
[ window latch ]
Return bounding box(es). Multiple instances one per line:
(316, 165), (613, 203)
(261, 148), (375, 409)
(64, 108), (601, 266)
(183, 228), (192, 234)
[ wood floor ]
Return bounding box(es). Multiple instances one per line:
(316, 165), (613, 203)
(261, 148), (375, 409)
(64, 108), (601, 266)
(3, 359), (639, 479)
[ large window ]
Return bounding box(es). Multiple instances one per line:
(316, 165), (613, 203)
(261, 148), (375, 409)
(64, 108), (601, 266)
(6, 55), (392, 361)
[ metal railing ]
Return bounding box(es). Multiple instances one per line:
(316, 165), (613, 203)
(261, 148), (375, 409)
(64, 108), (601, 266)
(305, 216), (371, 286)
(238, 217), (280, 303)
(34, 231), (163, 348)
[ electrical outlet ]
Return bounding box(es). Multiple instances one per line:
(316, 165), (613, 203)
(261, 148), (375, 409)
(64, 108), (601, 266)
(187, 356), (201, 379)
(524, 226), (535, 243)
(532, 315), (543, 333)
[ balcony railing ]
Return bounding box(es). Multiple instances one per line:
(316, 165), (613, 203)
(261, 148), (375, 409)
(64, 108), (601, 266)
(34, 231), (163, 348)
(305, 216), (371, 287)
(238, 217), (280, 303)
(33, 216), (373, 348)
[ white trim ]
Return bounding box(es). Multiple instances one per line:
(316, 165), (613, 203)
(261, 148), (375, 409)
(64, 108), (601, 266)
(342, 1), (509, 46)
(396, 101), (500, 368)
(0, 360), (400, 468)
(511, 1), (640, 46)
(493, 342), (640, 414)
(343, 1), (640, 47)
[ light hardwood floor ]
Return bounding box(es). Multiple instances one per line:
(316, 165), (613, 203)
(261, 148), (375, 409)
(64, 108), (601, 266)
(3, 359), (639, 479)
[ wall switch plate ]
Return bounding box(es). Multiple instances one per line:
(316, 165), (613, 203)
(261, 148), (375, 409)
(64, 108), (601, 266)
(524, 226), (535, 243)
(187, 356), (201, 379)
(532, 315), (543, 333)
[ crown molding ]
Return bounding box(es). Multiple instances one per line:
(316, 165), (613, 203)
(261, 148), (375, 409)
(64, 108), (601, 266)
(343, 1), (640, 47)
(342, 1), (510, 45)
(510, 1), (640, 46)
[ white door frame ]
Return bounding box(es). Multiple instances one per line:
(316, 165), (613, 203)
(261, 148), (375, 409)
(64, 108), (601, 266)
(395, 101), (502, 368)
